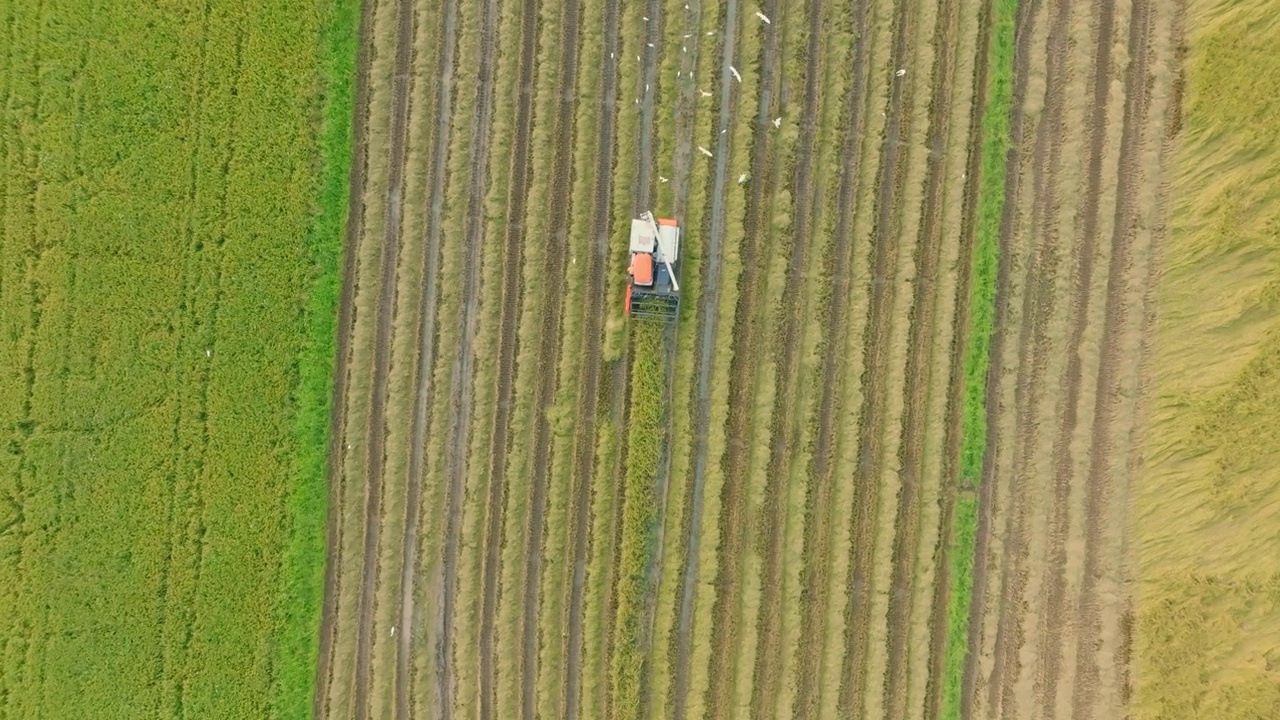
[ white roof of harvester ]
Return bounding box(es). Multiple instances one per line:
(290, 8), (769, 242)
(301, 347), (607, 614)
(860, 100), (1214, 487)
(630, 211), (679, 263)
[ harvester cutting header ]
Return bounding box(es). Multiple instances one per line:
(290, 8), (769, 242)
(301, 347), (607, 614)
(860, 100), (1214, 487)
(626, 211), (681, 321)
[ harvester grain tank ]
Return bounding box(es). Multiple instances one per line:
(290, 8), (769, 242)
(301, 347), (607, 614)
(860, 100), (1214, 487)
(626, 211), (681, 320)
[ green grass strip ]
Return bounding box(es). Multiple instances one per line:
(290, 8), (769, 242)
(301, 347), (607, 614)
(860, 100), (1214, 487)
(611, 322), (667, 720)
(270, 0), (361, 716)
(939, 0), (1019, 714)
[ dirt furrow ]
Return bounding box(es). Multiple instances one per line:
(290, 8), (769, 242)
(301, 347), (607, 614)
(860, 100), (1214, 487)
(921, 0), (997, 713)
(1030, 0), (1117, 712)
(668, 0), (747, 713)
(313, 0), (377, 713)
(980, 0), (1071, 715)
(789, 0), (873, 714)
(1068, 0), (1154, 714)
(561, 0), (620, 715)
(702, 0), (784, 713)
(517, 0), (581, 716)
(880, 0), (962, 713)
(834, 0), (917, 711)
(476, 0), (540, 715)
(349, 0), (417, 715)
(745, 0), (822, 715)
(394, 0), (460, 716)
(437, 0), (503, 713)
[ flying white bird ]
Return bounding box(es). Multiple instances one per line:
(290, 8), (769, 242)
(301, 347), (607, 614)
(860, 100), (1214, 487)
(738, 173), (749, 184)
(773, 116), (781, 128)
(698, 146), (714, 157)
(896, 68), (906, 77)
(730, 65), (742, 82)
(659, 175), (669, 183)
(701, 89), (712, 97)
(756, 10), (771, 23)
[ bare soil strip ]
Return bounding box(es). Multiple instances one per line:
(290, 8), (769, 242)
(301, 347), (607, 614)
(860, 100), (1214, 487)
(517, 0), (582, 716)
(436, 0), (502, 713)
(835, 0), (917, 712)
(745, 0), (822, 714)
(980, 0), (1071, 714)
(787, 0), (873, 715)
(349, 0), (417, 715)
(562, 0), (621, 715)
(1067, 0), (1154, 715)
(476, 0), (540, 715)
(668, 0), (746, 713)
(1030, 0), (1117, 712)
(880, 0), (962, 714)
(394, 0), (460, 716)
(313, 0), (377, 713)
(702, 0), (784, 713)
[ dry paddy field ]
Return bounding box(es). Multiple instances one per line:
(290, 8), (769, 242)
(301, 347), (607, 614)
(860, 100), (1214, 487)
(313, 0), (1185, 719)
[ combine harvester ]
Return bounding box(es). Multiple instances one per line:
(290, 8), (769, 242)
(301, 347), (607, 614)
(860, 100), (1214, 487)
(626, 211), (681, 321)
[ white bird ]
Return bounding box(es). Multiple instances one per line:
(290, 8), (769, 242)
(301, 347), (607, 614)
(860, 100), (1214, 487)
(684, 33), (692, 38)
(205, 348), (211, 357)
(659, 175), (669, 183)
(645, 83), (650, 92)
(683, 45), (687, 52)
(643, 15), (649, 20)
(896, 68), (906, 77)
(611, 52), (615, 58)
(756, 10), (771, 23)
(773, 116), (781, 128)
(707, 30), (715, 35)
(390, 626), (396, 637)
(647, 42), (655, 47)
(698, 146), (714, 157)
(738, 173), (749, 184)
(701, 89), (712, 97)
(730, 65), (742, 82)
(721, 128), (726, 133)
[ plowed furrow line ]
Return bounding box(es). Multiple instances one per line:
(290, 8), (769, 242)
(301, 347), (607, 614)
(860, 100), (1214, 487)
(477, 0), (539, 715)
(396, 0), (459, 716)
(836, 0), (916, 712)
(746, 0), (822, 714)
(438, 0), (502, 713)
(1032, 0), (1116, 711)
(703, 0), (782, 713)
(313, 0), (376, 711)
(790, 0), (872, 713)
(1069, 0), (1153, 714)
(881, 0), (961, 713)
(351, 0), (416, 714)
(981, 0), (1070, 715)
(519, 0), (581, 717)
(921, 0), (996, 712)
(562, 0), (620, 713)
(669, 0), (746, 713)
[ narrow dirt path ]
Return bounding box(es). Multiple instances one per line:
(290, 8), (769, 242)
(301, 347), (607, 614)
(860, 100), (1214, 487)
(669, 0), (746, 714)
(979, 0), (1072, 715)
(394, 0), (460, 717)
(880, 0), (963, 713)
(834, 0), (917, 711)
(476, 0), (539, 714)
(436, 0), (502, 713)
(745, 0), (822, 714)
(562, 0), (621, 715)
(350, 0), (417, 716)
(313, 0), (377, 714)
(703, 0), (784, 713)
(789, 0), (873, 714)
(517, 0), (581, 716)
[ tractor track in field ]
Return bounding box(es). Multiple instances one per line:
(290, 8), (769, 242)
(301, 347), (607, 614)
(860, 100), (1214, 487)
(703, 0), (784, 713)
(313, 0), (376, 713)
(880, 0), (963, 713)
(562, 0), (620, 714)
(395, 0), (459, 716)
(518, 0), (582, 716)
(477, 0), (540, 715)
(789, 0), (872, 713)
(958, 0), (1041, 713)
(668, 0), (747, 713)
(437, 0), (502, 712)
(745, 0), (822, 715)
(1031, 0), (1119, 711)
(1069, 0), (1155, 714)
(921, 0), (995, 713)
(350, 0), (416, 712)
(981, 0), (1071, 714)
(835, 0), (918, 712)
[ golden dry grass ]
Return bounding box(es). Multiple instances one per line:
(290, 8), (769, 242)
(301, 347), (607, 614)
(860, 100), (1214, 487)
(1133, 1), (1280, 717)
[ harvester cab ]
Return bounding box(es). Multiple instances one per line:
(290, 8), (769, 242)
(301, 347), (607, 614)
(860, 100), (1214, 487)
(626, 211), (681, 321)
